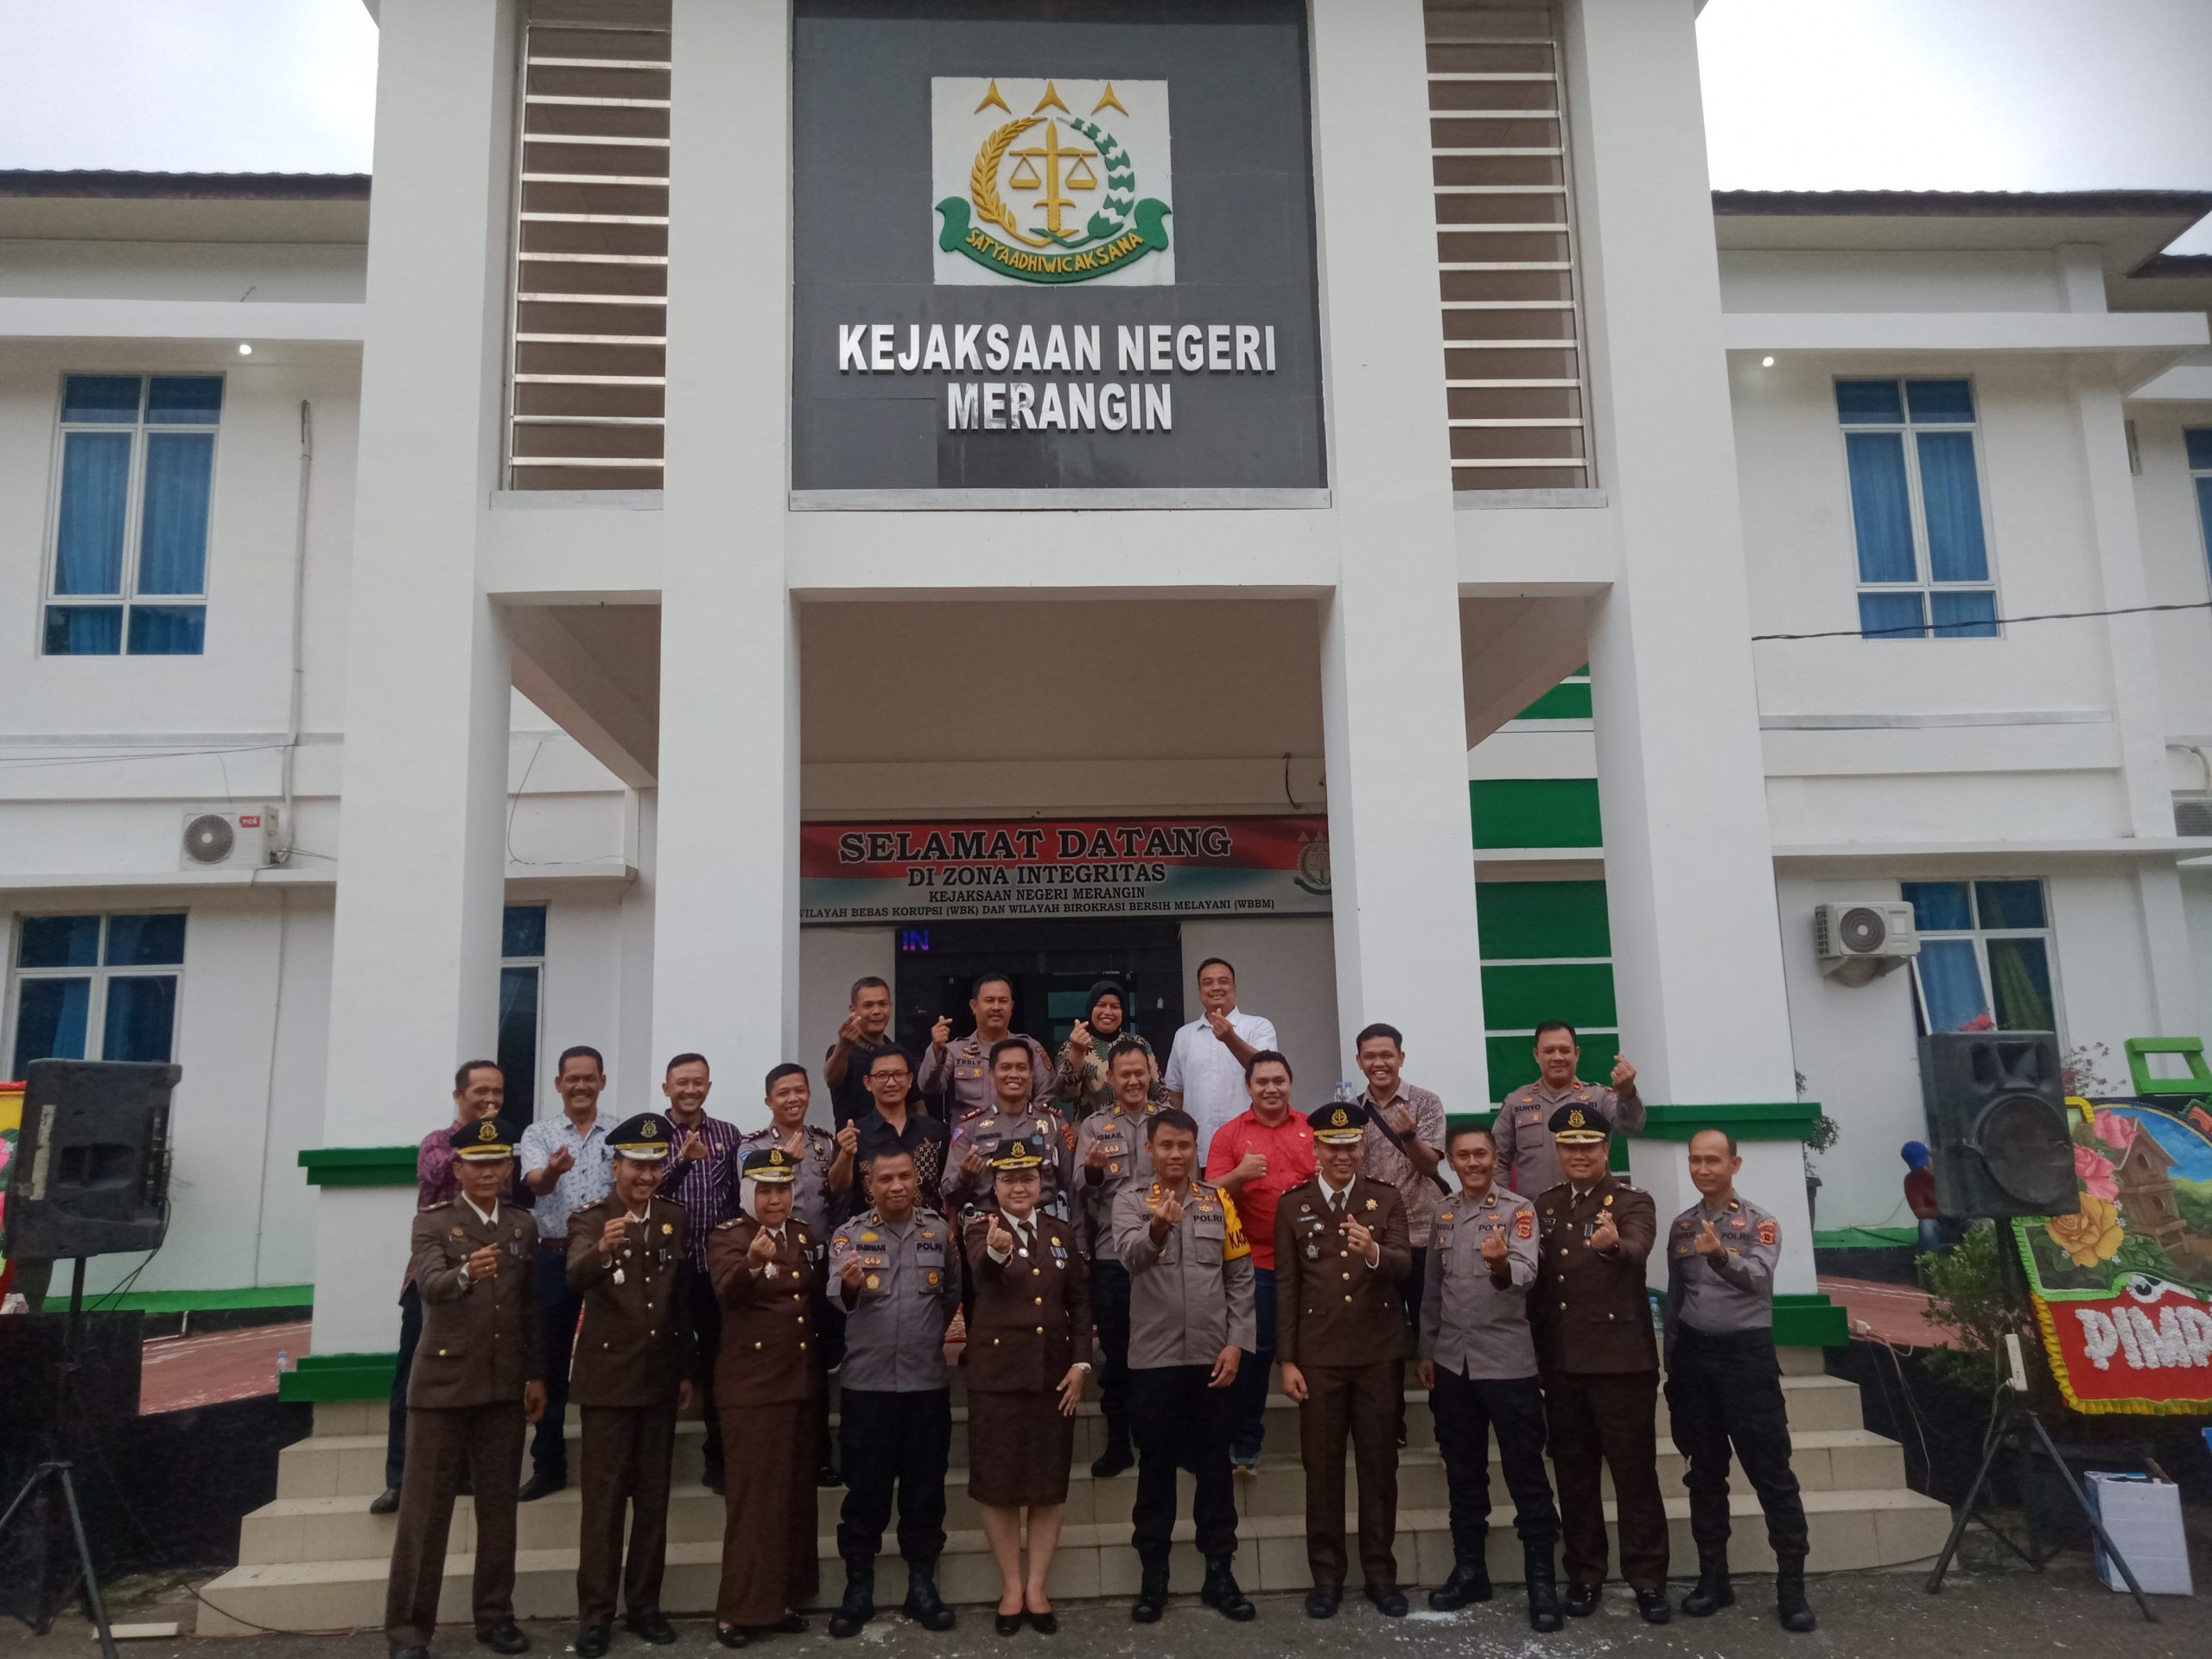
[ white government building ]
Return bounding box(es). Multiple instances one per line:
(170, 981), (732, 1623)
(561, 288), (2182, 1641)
(3, 0), (2211, 1620)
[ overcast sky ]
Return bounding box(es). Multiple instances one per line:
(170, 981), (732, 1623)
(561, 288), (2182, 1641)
(0, 0), (2206, 251)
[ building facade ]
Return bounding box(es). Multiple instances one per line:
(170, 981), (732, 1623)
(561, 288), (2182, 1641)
(3, 0), (2211, 1392)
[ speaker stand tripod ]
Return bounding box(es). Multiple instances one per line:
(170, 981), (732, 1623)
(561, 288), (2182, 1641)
(0, 1259), (121, 1659)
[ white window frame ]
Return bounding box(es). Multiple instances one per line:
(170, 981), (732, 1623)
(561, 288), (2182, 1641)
(500, 904), (549, 1122)
(1904, 879), (2063, 1039)
(41, 372), (223, 655)
(1836, 376), (2002, 641)
(5, 911), (188, 1071)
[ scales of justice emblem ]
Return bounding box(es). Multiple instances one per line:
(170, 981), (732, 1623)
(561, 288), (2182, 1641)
(931, 77), (1175, 286)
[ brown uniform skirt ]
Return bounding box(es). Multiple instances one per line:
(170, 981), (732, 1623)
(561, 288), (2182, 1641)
(966, 1388), (1074, 1510)
(715, 1402), (819, 1626)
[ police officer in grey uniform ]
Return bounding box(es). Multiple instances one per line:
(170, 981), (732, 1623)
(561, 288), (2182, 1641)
(1492, 1020), (1641, 1198)
(1074, 1037), (1158, 1476)
(941, 1040), (1072, 1219)
(824, 1147), (962, 1639)
(1111, 1108), (1258, 1624)
(1664, 1128), (1815, 1633)
(1418, 1122), (1561, 1630)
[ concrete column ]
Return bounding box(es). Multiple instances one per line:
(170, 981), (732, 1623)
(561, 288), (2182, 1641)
(312, 0), (518, 1357)
(650, 0), (798, 1127)
(1561, 0), (1813, 1291)
(1308, 0), (1490, 1103)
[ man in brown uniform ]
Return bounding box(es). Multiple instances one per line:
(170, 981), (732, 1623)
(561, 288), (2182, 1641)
(1531, 1103), (1669, 1624)
(1274, 1102), (1413, 1619)
(707, 1146), (821, 1648)
(566, 1113), (693, 1656)
(385, 1117), (544, 1659)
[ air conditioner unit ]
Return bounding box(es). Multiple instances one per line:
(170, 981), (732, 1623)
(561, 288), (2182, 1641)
(2175, 794), (2212, 838)
(180, 808), (278, 871)
(1815, 900), (1918, 984)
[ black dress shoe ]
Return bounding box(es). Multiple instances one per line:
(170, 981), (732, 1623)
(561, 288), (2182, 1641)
(575, 1627), (609, 1658)
(1090, 1443), (1135, 1478)
(1305, 1585), (1341, 1619)
(817, 1462), (842, 1487)
(369, 1486), (401, 1516)
(1364, 1582), (1408, 1618)
(767, 1614), (807, 1635)
(1635, 1587), (1671, 1624)
(623, 1611), (677, 1645)
(714, 1626), (748, 1649)
(515, 1470), (565, 1503)
(1026, 1609), (1058, 1635)
(995, 1611), (1024, 1637)
(1563, 1581), (1600, 1618)
(478, 1621), (530, 1655)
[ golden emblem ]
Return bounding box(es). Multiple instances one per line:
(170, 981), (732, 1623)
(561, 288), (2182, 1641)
(643, 1119), (658, 1139)
(865, 1274), (881, 1291)
(477, 1121), (499, 1142)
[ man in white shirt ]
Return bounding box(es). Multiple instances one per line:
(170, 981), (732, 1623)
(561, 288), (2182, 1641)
(1162, 958), (1278, 1159)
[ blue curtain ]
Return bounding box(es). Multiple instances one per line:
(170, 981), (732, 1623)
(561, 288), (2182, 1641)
(127, 605), (207, 656)
(137, 430), (214, 594)
(102, 976), (179, 1064)
(12, 978), (92, 1074)
(1858, 591), (1924, 640)
(107, 912), (188, 966)
(1916, 939), (1989, 1032)
(1975, 880), (2047, 929)
(1916, 431), (1988, 582)
(43, 606), (122, 655)
(1835, 379), (1905, 423)
(2195, 476), (2212, 578)
(1929, 588), (1998, 639)
(1906, 378), (1975, 423)
(54, 431), (131, 594)
(1846, 431), (1916, 582)
(1901, 880), (1973, 931)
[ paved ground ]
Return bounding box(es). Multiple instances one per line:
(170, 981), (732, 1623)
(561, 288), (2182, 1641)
(6, 1543), (2202, 1659)
(1819, 1276), (1955, 1349)
(139, 1322), (310, 1414)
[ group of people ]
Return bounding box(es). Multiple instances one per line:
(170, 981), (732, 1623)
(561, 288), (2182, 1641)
(378, 959), (1819, 1659)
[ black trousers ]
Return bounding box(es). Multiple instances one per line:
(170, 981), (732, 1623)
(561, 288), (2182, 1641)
(681, 1262), (724, 1483)
(1090, 1257), (1134, 1450)
(532, 1245), (584, 1477)
(1429, 1367), (1558, 1554)
(812, 1290), (846, 1472)
(384, 1281), (423, 1491)
(1128, 1365), (1238, 1567)
(836, 1387), (951, 1564)
(1665, 1325), (1808, 1565)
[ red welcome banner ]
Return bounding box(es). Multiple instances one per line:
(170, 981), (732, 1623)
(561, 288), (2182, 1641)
(799, 816), (1332, 924)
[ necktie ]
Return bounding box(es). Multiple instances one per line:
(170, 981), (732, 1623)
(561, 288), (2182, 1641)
(1329, 1189), (1346, 1222)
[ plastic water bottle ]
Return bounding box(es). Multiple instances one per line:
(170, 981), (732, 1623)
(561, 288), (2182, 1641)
(275, 1349), (294, 1382)
(1333, 1079), (1358, 1105)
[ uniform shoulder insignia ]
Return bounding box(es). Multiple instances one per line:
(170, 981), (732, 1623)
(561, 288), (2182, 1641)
(1438, 1211), (1453, 1224)
(714, 1217), (741, 1231)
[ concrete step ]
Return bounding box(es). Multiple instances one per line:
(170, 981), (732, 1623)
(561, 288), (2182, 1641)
(194, 1484), (1953, 1636)
(244, 1427), (1906, 1567)
(279, 1373), (1872, 1498)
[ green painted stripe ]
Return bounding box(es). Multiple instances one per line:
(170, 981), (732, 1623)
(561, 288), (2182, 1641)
(1638, 1102), (1824, 1141)
(1476, 879), (1611, 960)
(1773, 1293), (1850, 1349)
(299, 1146), (418, 1187)
(1470, 779), (1602, 850)
(1483, 1033), (1619, 1100)
(41, 1283), (311, 1315)
(1816, 1226), (1917, 1249)
(1481, 963), (1618, 1033)
(1513, 681), (1593, 721)
(278, 1351), (397, 1403)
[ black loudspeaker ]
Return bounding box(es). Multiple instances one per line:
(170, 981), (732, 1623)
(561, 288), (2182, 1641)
(1919, 1030), (2079, 1218)
(3, 1059), (177, 1260)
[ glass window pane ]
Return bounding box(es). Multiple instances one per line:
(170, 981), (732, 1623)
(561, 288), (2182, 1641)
(1916, 938), (1992, 1033)
(137, 430), (214, 594)
(105, 912), (187, 967)
(1846, 431), (1916, 582)
(12, 977), (92, 1073)
(1907, 378), (1976, 423)
(126, 605), (207, 656)
(502, 904), (548, 959)
(1987, 937), (2056, 1031)
(19, 914), (102, 969)
(146, 376), (224, 425)
(43, 606), (124, 655)
(1834, 379), (1905, 424)
(1902, 880), (1974, 931)
(1917, 431), (1989, 581)
(61, 374), (143, 424)
(1858, 589), (1925, 640)
(2194, 476), (2212, 565)
(1929, 588), (1998, 639)
(2185, 428), (2212, 470)
(1974, 880), (2047, 930)
(102, 975), (179, 1063)
(498, 965), (541, 1134)
(54, 430), (132, 594)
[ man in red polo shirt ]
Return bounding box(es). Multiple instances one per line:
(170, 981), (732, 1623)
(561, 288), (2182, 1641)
(1205, 1050), (1317, 1470)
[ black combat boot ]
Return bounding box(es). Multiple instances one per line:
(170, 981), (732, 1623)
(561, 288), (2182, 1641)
(1131, 1561), (1169, 1624)
(1199, 1557), (1255, 1621)
(827, 1559), (874, 1639)
(1427, 1551), (1492, 1611)
(1680, 1546), (1733, 1618)
(1776, 1565), (1817, 1633)
(903, 1559), (957, 1631)
(1523, 1546), (1563, 1633)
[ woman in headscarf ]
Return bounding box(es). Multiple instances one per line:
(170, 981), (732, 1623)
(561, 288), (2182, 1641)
(1052, 979), (1159, 1122)
(962, 1137), (1090, 1634)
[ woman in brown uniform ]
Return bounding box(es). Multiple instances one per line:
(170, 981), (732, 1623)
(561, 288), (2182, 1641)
(706, 1146), (820, 1648)
(962, 1137), (1091, 1634)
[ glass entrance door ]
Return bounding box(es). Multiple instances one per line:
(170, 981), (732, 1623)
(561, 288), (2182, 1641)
(892, 918), (1185, 1069)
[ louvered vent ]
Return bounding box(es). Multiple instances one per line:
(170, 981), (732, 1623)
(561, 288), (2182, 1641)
(2176, 795), (2212, 838)
(1425, 0), (1592, 493)
(505, 0), (671, 492)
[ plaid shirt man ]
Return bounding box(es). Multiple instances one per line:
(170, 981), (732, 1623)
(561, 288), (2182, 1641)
(656, 1109), (747, 1266)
